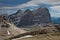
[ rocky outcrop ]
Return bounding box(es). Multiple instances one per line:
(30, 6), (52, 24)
(9, 7), (51, 27)
(18, 9), (34, 26)
(0, 15), (26, 40)
(32, 7), (51, 24)
(9, 10), (24, 26)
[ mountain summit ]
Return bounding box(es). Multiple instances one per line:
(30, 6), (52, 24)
(9, 7), (51, 27)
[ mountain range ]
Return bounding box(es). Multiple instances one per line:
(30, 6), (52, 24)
(51, 17), (60, 24)
(9, 6), (52, 27)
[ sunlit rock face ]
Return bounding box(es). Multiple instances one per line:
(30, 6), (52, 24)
(0, 15), (11, 36)
(0, 15), (26, 40)
(9, 7), (51, 27)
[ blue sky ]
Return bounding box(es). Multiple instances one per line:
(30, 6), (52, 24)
(0, 0), (31, 6)
(0, 0), (60, 17)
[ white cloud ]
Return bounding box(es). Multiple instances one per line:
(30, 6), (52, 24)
(50, 12), (60, 17)
(0, 0), (60, 9)
(50, 6), (60, 11)
(0, 0), (60, 17)
(50, 6), (60, 17)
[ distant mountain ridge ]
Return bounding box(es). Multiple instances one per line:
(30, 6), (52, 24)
(9, 6), (52, 27)
(51, 17), (60, 24)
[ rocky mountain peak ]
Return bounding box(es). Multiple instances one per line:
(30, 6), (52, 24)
(24, 9), (32, 13)
(33, 7), (51, 24)
(9, 6), (52, 27)
(16, 9), (23, 14)
(38, 7), (49, 11)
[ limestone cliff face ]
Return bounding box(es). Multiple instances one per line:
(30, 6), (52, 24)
(18, 9), (34, 26)
(9, 7), (51, 27)
(9, 10), (24, 26)
(32, 7), (51, 24)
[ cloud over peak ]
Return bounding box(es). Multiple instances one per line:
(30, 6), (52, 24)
(0, 0), (60, 9)
(0, 0), (60, 17)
